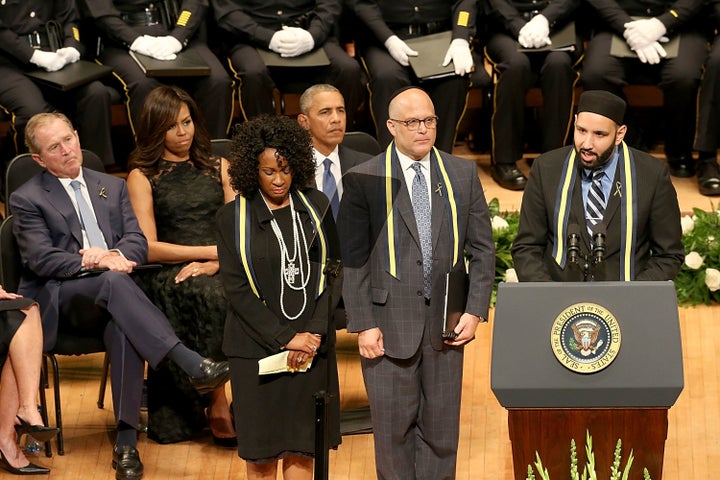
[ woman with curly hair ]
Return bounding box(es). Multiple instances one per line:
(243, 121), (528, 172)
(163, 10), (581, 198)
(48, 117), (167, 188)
(217, 114), (342, 480)
(126, 85), (236, 446)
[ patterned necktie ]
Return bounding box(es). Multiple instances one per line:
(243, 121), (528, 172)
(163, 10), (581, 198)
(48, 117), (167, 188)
(322, 158), (339, 219)
(585, 169), (606, 237)
(411, 162), (432, 299)
(70, 180), (107, 248)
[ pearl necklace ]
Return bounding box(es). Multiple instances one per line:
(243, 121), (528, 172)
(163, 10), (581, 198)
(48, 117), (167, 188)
(262, 194), (310, 320)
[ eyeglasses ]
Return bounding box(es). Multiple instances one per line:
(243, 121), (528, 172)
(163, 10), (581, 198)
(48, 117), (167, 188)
(389, 116), (439, 130)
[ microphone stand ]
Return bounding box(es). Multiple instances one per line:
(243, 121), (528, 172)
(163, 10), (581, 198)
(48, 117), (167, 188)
(314, 258), (342, 480)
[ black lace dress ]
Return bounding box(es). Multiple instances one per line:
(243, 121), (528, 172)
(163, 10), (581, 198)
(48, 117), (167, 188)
(135, 158), (227, 443)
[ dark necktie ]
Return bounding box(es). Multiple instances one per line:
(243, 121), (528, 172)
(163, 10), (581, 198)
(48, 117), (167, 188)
(322, 158), (339, 219)
(70, 180), (106, 248)
(411, 162), (432, 299)
(585, 169), (606, 237)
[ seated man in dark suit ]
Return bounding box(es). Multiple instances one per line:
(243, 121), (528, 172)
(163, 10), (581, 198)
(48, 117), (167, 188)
(297, 83), (371, 329)
(8, 112), (230, 480)
(297, 83), (372, 218)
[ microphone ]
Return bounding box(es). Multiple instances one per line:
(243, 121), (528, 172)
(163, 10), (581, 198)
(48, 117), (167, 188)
(592, 224), (606, 264)
(567, 224), (582, 265)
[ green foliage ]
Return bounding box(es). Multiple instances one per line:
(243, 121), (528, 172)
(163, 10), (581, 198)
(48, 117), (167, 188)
(487, 198), (519, 305)
(675, 207), (720, 306)
(525, 431), (647, 480)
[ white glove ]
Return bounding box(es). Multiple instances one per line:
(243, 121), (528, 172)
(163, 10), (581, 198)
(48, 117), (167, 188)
(623, 18), (667, 49)
(269, 29), (290, 53)
(384, 35), (418, 66)
(140, 35), (182, 60)
(274, 27), (315, 57)
(130, 35), (156, 57)
(29, 50), (66, 72)
(147, 35), (182, 60)
(518, 14), (551, 49)
(56, 47), (81, 64)
(633, 41), (667, 64)
(442, 38), (474, 75)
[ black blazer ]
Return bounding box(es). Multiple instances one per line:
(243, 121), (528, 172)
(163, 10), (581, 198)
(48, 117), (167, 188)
(512, 145), (685, 282)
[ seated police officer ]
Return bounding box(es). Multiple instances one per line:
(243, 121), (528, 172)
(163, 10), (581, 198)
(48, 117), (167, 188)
(211, 0), (364, 127)
(349, 0), (478, 152)
(581, 0), (707, 178)
(0, 0), (114, 165)
(484, 0), (582, 190)
(80, 0), (233, 141)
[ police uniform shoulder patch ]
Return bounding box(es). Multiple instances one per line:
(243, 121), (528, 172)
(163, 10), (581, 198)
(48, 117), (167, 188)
(550, 302), (621, 374)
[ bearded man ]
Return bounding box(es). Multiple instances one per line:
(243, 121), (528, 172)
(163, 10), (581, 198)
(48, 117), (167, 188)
(511, 89), (684, 282)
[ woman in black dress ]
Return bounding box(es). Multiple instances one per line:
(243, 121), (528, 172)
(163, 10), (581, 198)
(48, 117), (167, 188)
(127, 86), (236, 445)
(217, 115), (341, 480)
(0, 286), (57, 475)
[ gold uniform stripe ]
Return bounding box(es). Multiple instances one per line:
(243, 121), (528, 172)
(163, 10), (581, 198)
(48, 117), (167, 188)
(385, 147), (397, 278)
(177, 11), (191, 26)
(553, 149), (577, 266)
(296, 190), (328, 293)
(621, 142), (633, 280)
(238, 196), (260, 298)
(72, 27), (80, 41)
(432, 147), (460, 266)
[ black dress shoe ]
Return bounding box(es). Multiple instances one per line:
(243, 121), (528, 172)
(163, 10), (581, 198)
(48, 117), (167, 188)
(112, 445), (144, 480)
(698, 160), (720, 196)
(667, 155), (695, 178)
(14, 416), (59, 443)
(188, 359), (230, 395)
(491, 163), (527, 191)
(0, 448), (50, 475)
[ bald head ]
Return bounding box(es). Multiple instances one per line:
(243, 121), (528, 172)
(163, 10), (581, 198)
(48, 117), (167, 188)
(386, 88), (437, 160)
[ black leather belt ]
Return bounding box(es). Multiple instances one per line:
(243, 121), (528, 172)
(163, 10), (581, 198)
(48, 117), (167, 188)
(121, 7), (161, 27)
(387, 21), (451, 37)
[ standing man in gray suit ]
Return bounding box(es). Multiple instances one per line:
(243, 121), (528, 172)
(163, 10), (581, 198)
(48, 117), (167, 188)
(337, 87), (495, 479)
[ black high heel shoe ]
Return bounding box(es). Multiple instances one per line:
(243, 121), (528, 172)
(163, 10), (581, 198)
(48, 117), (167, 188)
(0, 447), (50, 475)
(14, 416), (59, 443)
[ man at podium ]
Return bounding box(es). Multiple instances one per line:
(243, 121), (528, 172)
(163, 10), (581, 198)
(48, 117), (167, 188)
(512, 90), (684, 282)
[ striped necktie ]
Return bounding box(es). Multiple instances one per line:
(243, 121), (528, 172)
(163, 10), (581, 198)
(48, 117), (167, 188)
(411, 162), (432, 299)
(586, 169), (606, 237)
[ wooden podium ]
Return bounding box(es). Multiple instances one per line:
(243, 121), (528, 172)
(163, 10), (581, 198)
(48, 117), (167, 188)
(492, 282), (683, 480)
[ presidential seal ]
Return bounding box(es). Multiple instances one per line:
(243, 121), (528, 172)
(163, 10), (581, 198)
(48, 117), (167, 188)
(550, 302), (621, 374)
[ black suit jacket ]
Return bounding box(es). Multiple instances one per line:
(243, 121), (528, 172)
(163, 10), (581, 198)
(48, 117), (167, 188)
(512, 145), (684, 281)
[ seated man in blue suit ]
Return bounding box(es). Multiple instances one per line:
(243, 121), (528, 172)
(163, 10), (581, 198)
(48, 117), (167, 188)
(8, 112), (230, 480)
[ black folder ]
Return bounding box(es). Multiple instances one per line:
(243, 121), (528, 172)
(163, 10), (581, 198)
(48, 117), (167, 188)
(442, 269), (469, 337)
(129, 49), (211, 77)
(610, 33), (679, 59)
(256, 48), (331, 67)
(25, 60), (113, 92)
(517, 21), (577, 53)
(405, 31), (456, 80)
